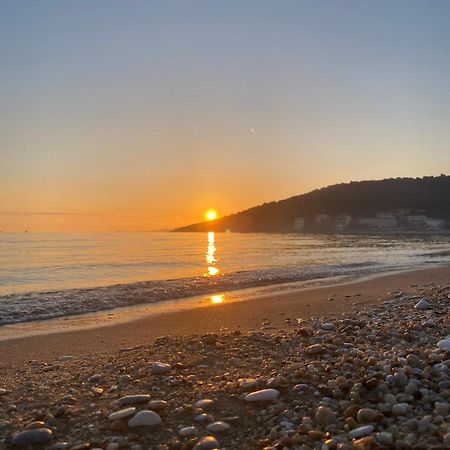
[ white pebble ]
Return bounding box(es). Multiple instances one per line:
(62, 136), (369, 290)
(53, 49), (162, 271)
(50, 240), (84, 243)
(108, 407), (136, 421)
(244, 389), (279, 402)
(128, 410), (162, 427)
(206, 421), (230, 433)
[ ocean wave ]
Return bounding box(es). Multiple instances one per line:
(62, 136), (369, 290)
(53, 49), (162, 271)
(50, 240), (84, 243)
(0, 262), (387, 325)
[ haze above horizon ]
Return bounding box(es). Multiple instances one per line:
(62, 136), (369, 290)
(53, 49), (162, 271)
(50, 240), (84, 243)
(1, 1), (450, 232)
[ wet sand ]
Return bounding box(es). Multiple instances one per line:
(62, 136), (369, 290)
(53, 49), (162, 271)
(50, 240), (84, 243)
(0, 266), (449, 369)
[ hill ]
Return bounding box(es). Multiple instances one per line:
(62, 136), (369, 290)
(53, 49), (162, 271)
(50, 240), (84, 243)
(174, 175), (450, 233)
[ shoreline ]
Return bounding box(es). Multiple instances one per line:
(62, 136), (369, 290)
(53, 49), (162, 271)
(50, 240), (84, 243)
(0, 265), (449, 369)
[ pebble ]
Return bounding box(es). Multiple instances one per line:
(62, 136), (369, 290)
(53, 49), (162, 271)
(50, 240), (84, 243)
(356, 408), (380, 423)
(392, 403), (410, 415)
(376, 431), (393, 445)
(305, 344), (325, 355)
(414, 299), (431, 310)
(206, 421), (230, 433)
(194, 399), (214, 409)
(150, 362), (171, 374)
(437, 338), (450, 351)
(0, 388), (7, 395)
(193, 436), (220, 450)
(147, 400), (168, 411)
(434, 401), (449, 415)
(118, 395), (151, 406)
(315, 406), (336, 426)
(108, 407), (136, 421)
(244, 389), (279, 402)
(128, 410), (162, 427)
(349, 425), (374, 438)
(12, 428), (53, 446)
(179, 426), (198, 437)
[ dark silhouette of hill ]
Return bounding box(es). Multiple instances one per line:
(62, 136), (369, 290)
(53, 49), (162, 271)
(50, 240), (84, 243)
(174, 175), (450, 233)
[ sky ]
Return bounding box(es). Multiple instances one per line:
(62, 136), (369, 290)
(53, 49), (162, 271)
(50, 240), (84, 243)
(1, 0), (450, 232)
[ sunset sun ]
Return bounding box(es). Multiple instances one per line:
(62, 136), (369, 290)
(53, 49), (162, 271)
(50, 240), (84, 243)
(205, 209), (217, 221)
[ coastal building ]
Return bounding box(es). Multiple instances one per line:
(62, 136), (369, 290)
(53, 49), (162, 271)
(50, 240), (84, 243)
(406, 215), (427, 228)
(293, 217), (305, 231)
(358, 212), (397, 230)
(315, 214), (331, 225)
(334, 214), (352, 231)
(424, 218), (445, 230)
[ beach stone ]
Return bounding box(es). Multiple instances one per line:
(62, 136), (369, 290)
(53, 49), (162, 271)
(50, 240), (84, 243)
(352, 436), (374, 449)
(24, 422), (46, 430)
(150, 362), (171, 374)
(203, 334), (218, 345)
(206, 421), (230, 433)
(193, 436), (220, 450)
(392, 403), (410, 415)
(414, 300), (431, 310)
(118, 395), (151, 406)
(321, 322), (336, 331)
(108, 407), (136, 421)
(46, 444), (70, 450)
(128, 410), (162, 427)
(315, 406), (336, 426)
(357, 408), (381, 423)
(12, 428), (53, 446)
(0, 388), (7, 396)
(179, 426), (198, 437)
(244, 389), (279, 402)
(437, 338), (450, 351)
(194, 399), (214, 409)
(238, 378), (258, 391)
(305, 344), (325, 355)
(443, 433), (450, 447)
(376, 431), (393, 445)
(148, 400), (168, 411)
(349, 425), (374, 438)
(434, 401), (449, 415)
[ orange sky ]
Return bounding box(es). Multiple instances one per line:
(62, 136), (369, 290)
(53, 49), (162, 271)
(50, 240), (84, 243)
(1, 2), (450, 232)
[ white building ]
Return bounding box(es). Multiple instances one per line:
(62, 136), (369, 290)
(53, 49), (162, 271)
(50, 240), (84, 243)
(424, 218), (445, 230)
(359, 214), (397, 230)
(293, 217), (305, 231)
(315, 214), (331, 225)
(335, 214), (352, 231)
(406, 215), (427, 228)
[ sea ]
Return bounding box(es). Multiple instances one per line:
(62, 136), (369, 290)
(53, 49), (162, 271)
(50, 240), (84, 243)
(1, 232), (450, 325)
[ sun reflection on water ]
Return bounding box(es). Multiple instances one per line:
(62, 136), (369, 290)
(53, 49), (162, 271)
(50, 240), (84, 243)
(210, 294), (224, 304)
(205, 231), (220, 276)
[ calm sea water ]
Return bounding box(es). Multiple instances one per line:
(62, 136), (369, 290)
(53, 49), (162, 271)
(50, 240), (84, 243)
(1, 232), (450, 324)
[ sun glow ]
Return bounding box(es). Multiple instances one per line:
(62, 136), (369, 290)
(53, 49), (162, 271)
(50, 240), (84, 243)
(210, 294), (224, 304)
(205, 209), (217, 221)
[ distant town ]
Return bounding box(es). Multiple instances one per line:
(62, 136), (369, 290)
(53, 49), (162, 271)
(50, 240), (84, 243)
(293, 208), (448, 233)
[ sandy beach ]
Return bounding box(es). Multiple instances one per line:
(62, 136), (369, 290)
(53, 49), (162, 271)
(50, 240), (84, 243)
(1, 266), (449, 449)
(1, 266), (450, 369)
